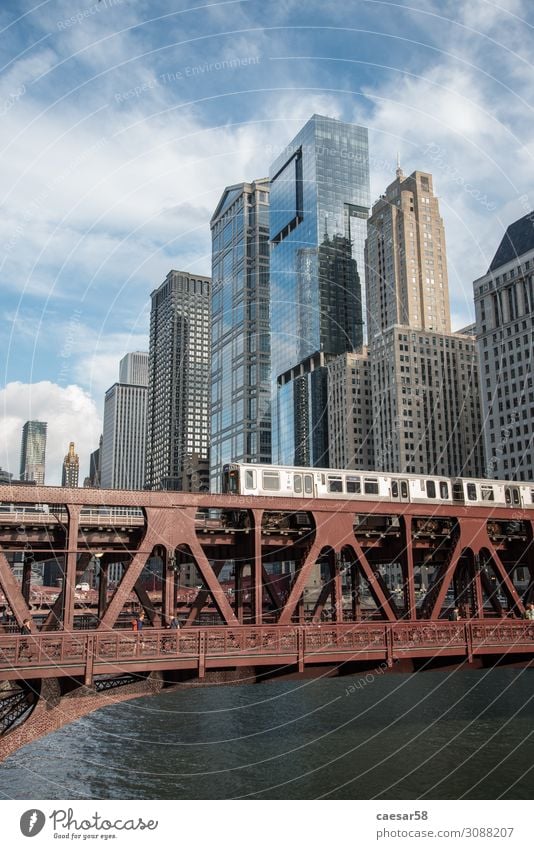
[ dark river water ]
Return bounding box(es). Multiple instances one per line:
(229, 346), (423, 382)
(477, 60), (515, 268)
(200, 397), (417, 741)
(1, 669), (533, 800)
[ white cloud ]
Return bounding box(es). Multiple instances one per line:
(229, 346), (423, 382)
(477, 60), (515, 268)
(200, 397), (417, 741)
(0, 382), (101, 486)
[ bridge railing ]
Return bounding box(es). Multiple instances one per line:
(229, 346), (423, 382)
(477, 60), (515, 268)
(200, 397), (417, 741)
(0, 621), (533, 680)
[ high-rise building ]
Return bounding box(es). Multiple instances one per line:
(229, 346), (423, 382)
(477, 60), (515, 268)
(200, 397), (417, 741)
(370, 325), (484, 477)
(327, 349), (374, 470)
(119, 351), (149, 386)
(0, 468), (13, 484)
(473, 211), (534, 480)
(84, 435), (102, 488)
(210, 178), (271, 491)
(61, 442), (79, 487)
(365, 167), (485, 478)
(270, 114), (370, 466)
(19, 420), (47, 484)
(145, 271), (211, 491)
(101, 353), (148, 490)
(365, 167), (450, 341)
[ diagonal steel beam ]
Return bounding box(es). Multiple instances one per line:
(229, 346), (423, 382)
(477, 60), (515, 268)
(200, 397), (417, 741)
(278, 537), (324, 625)
(0, 552), (32, 627)
(187, 539), (239, 625)
(349, 537), (397, 621)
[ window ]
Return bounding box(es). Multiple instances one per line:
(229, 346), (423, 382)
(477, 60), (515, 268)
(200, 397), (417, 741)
(481, 485), (494, 502)
(327, 476), (343, 493)
(426, 480), (436, 498)
(467, 483), (477, 501)
(439, 481), (449, 499)
(245, 469), (256, 490)
(401, 481), (409, 499)
(304, 475), (314, 495)
(346, 476), (361, 494)
(364, 478), (379, 495)
(294, 474), (302, 494)
(262, 471), (280, 491)
(391, 481), (399, 498)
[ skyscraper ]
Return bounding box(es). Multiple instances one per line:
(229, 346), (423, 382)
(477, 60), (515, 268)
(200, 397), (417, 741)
(101, 352), (148, 490)
(366, 168), (484, 477)
(19, 420), (47, 484)
(61, 442), (79, 487)
(473, 211), (534, 480)
(145, 270), (211, 491)
(365, 167), (450, 340)
(210, 178), (271, 491)
(269, 114), (370, 466)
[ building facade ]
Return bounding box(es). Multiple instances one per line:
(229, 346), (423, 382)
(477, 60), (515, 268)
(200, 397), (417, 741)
(61, 442), (79, 487)
(327, 349), (374, 470)
(145, 271), (211, 491)
(473, 211), (534, 480)
(371, 325), (484, 477)
(365, 167), (450, 341)
(210, 178), (271, 491)
(101, 353), (148, 490)
(365, 167), (484, 478)
(269, 114), (370, 466)
(19, 420), (47, 484)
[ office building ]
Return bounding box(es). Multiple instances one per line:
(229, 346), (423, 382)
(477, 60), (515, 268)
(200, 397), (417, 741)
(365, 166), (450, 341)
(84, 435), (102, 488)
(101, 353), (148, 490)
(367, 167), (484, 477)
(327, 349), (374, 470)
(61, 442), (79, 487)
(270, 114), (370, 466)
(145, 270), (211, 491)
(210, 178), (271, 490)
(371, 325), (484, 476)
(19, 420), (47, 484)
(473, 211), (534, 480)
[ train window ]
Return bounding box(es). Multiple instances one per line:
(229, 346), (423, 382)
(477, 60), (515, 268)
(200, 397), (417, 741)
(245, 470), (256, 490)
(364, 478), (379, 495)
(505, 488), (511, 505)
(346, 476), (361, 494)
(467, 483), (477, 501)
(294, 474), (302, 494)
(327, 476), (343, 493)
(440, 482), (449, 499)
(512, 487), (520, 506)
(452, 482), (464, 501)
(304, 475), (313, 495)
(481, 485), (494, 502)
(426, 480), (436, 498)
(401, 481), (409, 499)
(226, 470), (239, 493)
(530, 488), (534, 502)
(262, 471), (280, 491)
(391, 481), (399, 497)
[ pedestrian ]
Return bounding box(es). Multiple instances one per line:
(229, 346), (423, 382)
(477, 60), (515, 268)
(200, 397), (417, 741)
(169, 616), (180, 629)
(449, 607), (461, 621)
(19, 618), (33, 660)
(525, 603), (534, 621)
(131, 615), (138, 631)
(137, 612), (145, 630)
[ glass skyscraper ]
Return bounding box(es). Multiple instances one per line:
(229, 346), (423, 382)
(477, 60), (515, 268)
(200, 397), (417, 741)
(269, 114), (370, 466)
(210, 178), (271, 491)
(19, 420), (47, 484)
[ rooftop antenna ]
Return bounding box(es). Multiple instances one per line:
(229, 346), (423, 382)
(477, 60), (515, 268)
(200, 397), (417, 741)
(396, 151), (404, 179)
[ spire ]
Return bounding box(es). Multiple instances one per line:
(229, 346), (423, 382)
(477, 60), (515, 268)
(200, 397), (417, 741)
(396, 151), (404, 179)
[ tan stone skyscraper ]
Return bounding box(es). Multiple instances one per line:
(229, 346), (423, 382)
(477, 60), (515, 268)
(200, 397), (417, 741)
(364, 166), (484, 478)
(365, 166), (450, 340)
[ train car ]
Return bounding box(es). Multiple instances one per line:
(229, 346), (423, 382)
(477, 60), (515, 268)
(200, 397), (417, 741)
(222, 463), (534, 509)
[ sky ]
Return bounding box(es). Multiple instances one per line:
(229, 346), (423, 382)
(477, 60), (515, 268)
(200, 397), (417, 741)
(0, 0), (533, 483)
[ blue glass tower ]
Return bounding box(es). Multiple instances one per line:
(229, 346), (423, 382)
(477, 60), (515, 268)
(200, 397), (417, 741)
(269, 115), (370, 466)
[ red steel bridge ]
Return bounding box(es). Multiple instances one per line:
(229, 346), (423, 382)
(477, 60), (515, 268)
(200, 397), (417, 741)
(1, 483), (534, 759)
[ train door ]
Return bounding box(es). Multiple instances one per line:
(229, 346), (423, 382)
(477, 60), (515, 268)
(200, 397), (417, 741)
(391, 479), (409, 502)
(505, 485), (521, 507)
(304, 473), (315, 498)
(294, 473), (303, 496)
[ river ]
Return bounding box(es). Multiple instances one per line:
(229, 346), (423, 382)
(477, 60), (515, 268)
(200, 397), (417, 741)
(1, 668), (533, 799)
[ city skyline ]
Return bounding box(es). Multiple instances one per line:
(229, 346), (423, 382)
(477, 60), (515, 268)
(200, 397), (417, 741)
(0, 1), (533, 483)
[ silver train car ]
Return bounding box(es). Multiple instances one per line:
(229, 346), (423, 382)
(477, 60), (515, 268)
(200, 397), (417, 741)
(222, 463), (534, 508)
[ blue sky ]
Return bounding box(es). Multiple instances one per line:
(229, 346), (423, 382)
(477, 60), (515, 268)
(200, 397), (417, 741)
(0, 0), (533, 482)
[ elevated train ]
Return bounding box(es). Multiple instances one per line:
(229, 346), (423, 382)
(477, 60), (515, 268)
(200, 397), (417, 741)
(223, 463), (534, 509)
